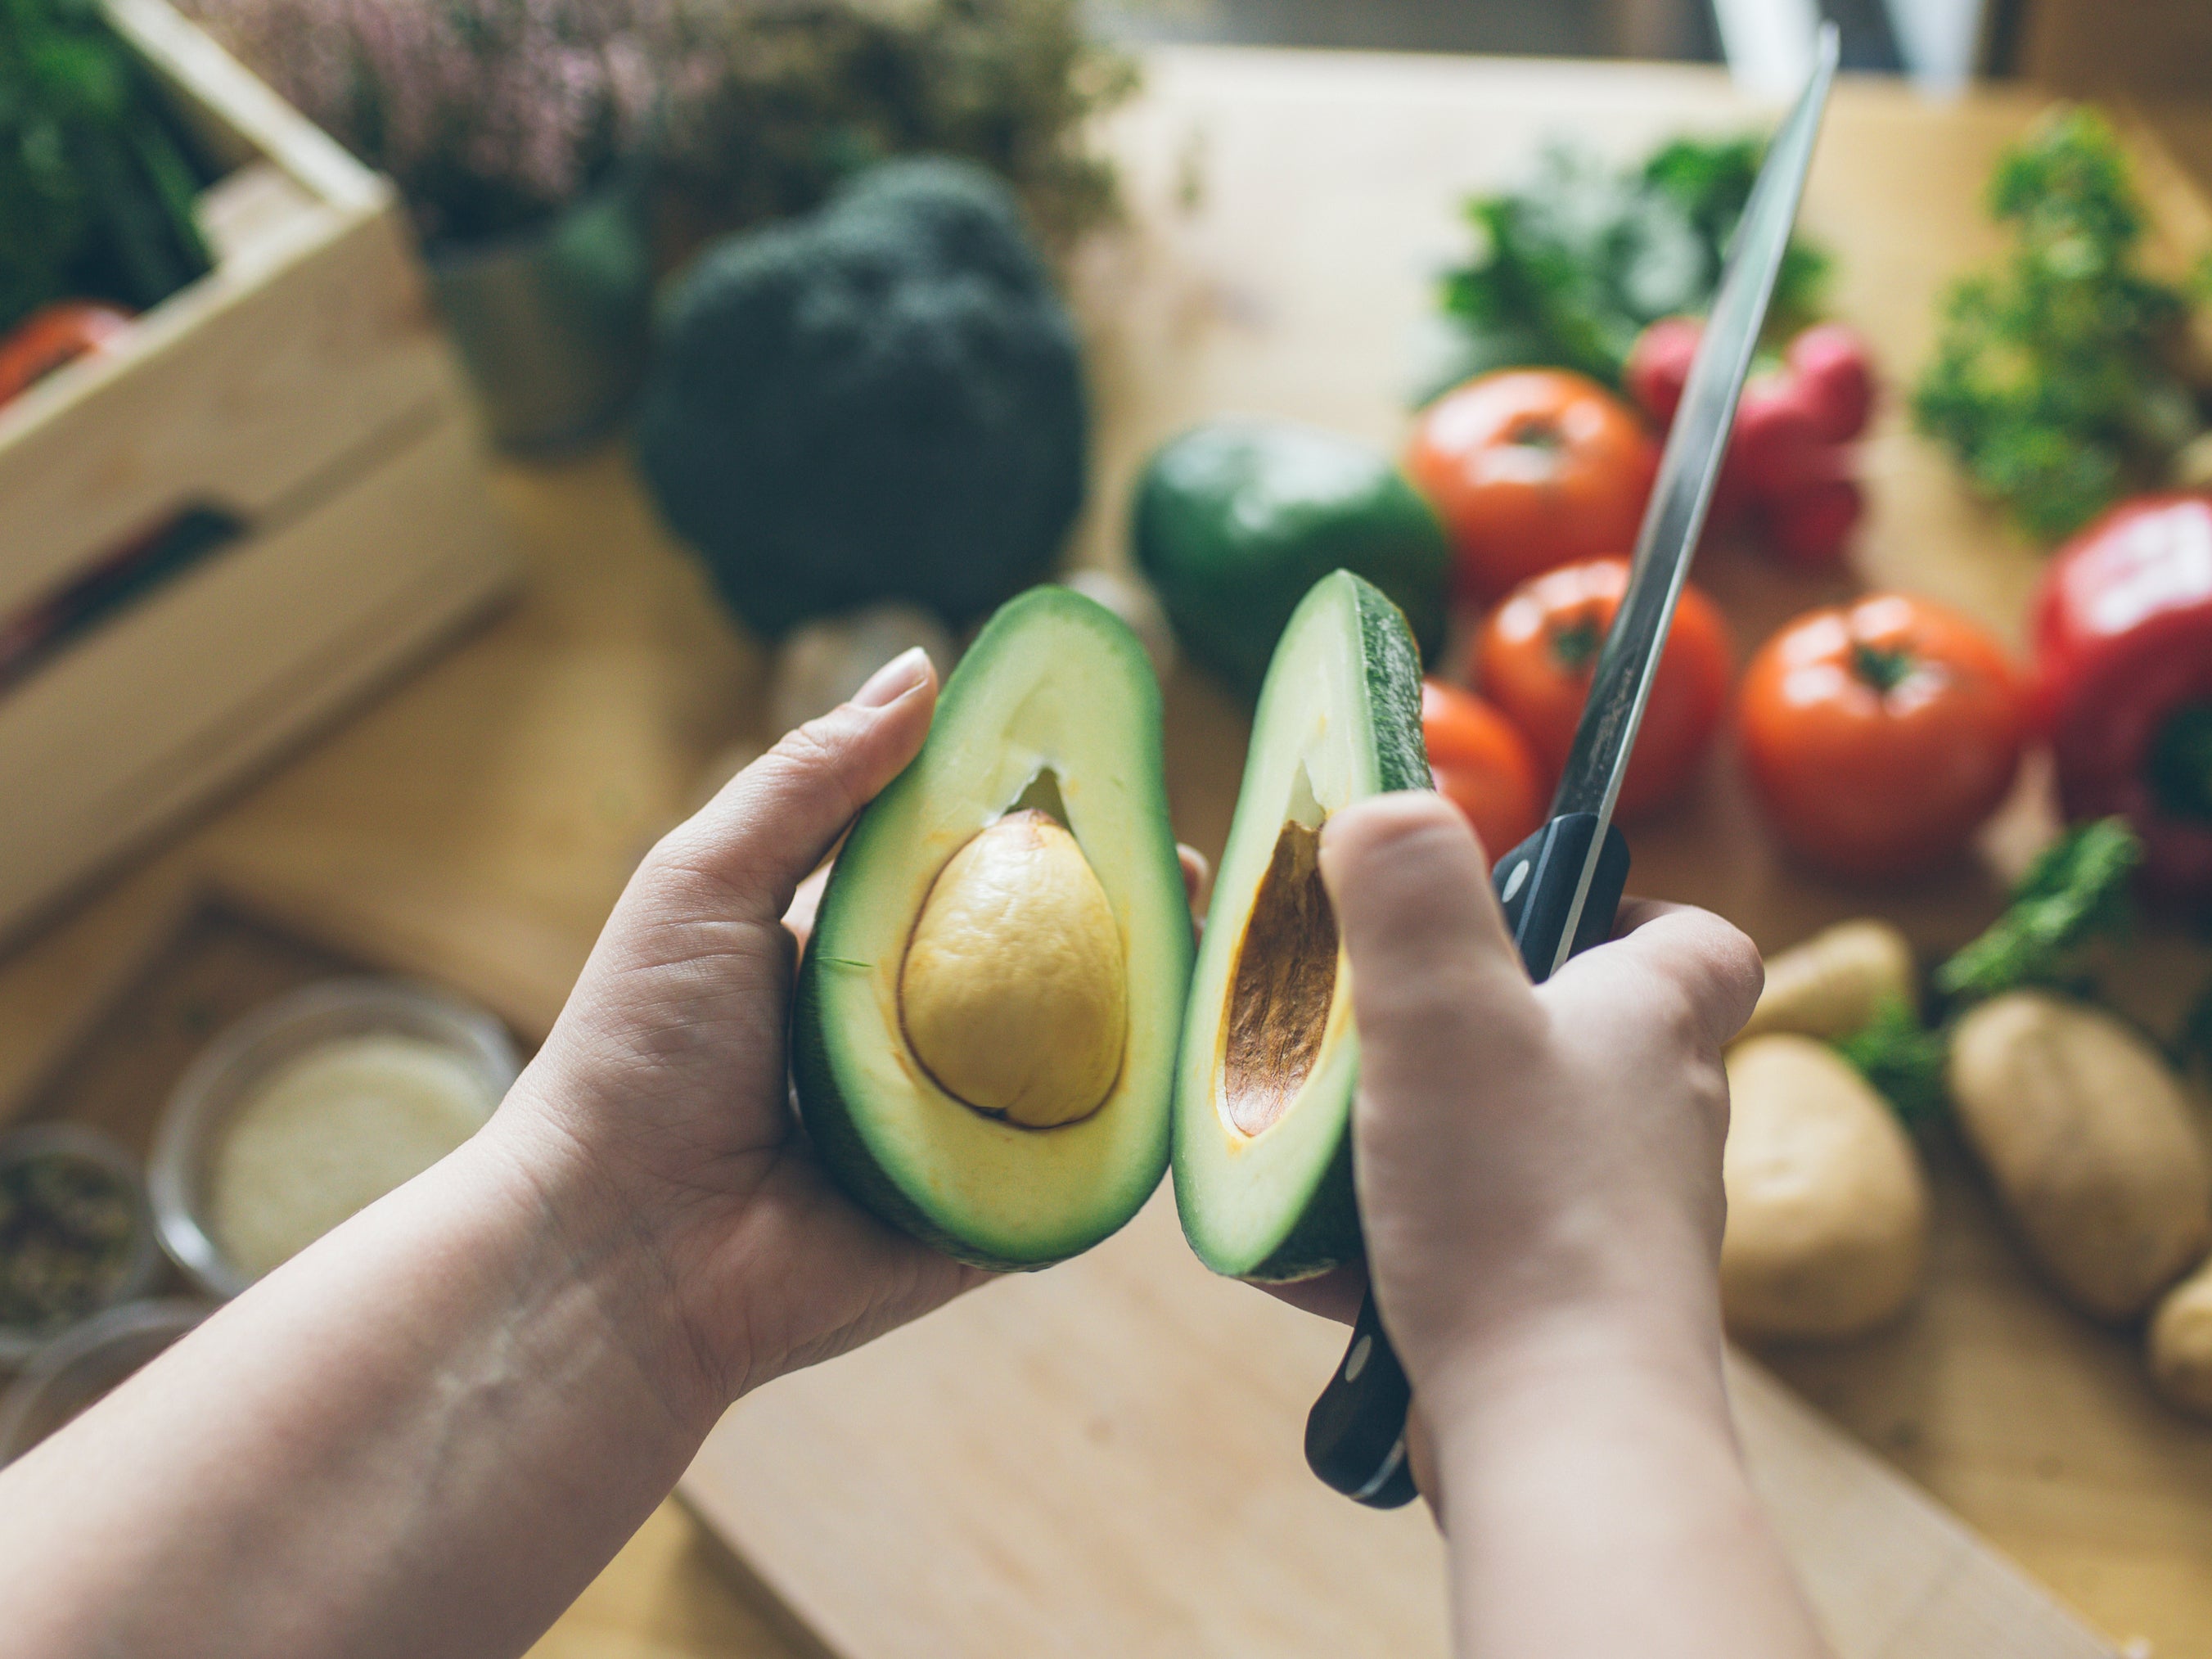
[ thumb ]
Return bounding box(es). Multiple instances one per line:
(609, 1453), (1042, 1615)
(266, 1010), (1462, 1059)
(1318, 792), (1541, 1091)
(655, 647), (937, 922)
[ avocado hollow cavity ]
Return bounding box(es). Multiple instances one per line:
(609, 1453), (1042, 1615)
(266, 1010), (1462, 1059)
(1220, 816), (1340, 1138)
(899, 809), (1128, 1129)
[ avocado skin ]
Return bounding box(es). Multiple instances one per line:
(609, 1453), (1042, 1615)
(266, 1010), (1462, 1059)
(791, 927), (1024, 1272)
(1187, 572), (1434, 1283)
(1236, 1125), (1362, 1283)
(1133, 422), (1448, 701)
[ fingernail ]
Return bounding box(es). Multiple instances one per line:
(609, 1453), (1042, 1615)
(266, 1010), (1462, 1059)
(852, 647), (931, 710)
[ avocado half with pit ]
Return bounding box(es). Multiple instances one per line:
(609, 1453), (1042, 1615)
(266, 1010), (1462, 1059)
(1171, 570), (1430, 1281)
(793, 585), (1192, 1269)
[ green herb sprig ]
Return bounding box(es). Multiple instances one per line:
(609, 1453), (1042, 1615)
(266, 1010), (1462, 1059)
(1934, 816), (2143, 1001)
(1835, 817), (2144, 1119)
(1427, 134), (1830, 400)
(1912, 106), (2208, 544)
(0, 0), (212, 335)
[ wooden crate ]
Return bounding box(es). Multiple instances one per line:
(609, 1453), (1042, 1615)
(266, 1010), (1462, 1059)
(0, 0), (516, 944)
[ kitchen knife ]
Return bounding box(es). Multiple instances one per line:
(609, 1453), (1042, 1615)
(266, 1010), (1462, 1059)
(1304, 22), (1840, 1509)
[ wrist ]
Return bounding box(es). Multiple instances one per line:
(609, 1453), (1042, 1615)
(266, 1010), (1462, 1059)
(1416, 1291), (1732, 1478)
(473, 1082), (736, 1437)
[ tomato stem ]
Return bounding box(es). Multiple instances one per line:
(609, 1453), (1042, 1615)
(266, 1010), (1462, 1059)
(2149, 700), (2212, 823)
(1549, 615), (1604, 673)
(1850, 642), (1914, 693)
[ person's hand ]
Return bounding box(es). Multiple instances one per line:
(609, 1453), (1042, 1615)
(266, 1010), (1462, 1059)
(1313, 791), (1763, 1494)
(491, 647), (989, 1427)
(493, 645), (1214, 1431)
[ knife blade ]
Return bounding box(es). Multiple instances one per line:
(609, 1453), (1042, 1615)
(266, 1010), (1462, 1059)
(1304, 22), (1841, 1510)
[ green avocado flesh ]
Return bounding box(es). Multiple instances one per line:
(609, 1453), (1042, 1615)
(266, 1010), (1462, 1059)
(1171, 571), (1430, 1281)
(794, 586), (1192, 1270)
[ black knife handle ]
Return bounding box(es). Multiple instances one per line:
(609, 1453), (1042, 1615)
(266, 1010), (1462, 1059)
(1303, 812), (1632, 1508)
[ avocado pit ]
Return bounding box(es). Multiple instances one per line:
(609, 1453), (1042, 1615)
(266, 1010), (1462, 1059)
(1220, 817), (1340, 1138)
(899, 809), (1128, 1129)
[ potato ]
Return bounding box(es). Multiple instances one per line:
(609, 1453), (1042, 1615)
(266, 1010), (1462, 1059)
(2149, 1255), (2212, 1419)
(1721, 1035), (1930, 1340)
(1739, 918), (1916, 1042)
(1949, 991), (2212, 1321)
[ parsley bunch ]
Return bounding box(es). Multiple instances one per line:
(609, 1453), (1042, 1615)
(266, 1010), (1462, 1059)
(1912, 107), (2209, 544)
(1426, 134), (1830, 399)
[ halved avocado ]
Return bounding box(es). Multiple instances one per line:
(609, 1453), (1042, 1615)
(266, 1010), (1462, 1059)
(793, 585), (1192, 1269)
(1171, 570), (1430, 1281)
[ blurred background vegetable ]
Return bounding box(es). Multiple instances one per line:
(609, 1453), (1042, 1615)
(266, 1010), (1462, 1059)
(2030, 493), (2212, 915)
(1471, 554), (1730, 818)
(1132, 420), (1448, 700)
(1406, 367), (1656, 600)
(1424, 133), (1830, 399)
(1419, 678), (1543, 854)
(1626, 314), (1874, 568)
(0, 299), (131, 407)
(653, 0), (1136, 256)
(1913, 106), (2212, 544)
(636, 158), (1087, 639)
(0, 0), (211, 337)
(1736, 593), (2025, 877)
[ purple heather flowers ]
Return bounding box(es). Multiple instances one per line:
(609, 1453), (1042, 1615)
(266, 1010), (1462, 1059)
(187, 0), (693, 245)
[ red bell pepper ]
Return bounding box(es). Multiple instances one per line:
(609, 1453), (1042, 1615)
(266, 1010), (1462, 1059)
(2030, 493), (2212, 911)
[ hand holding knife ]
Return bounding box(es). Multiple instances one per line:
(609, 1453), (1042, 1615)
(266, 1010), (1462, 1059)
(1303, 25), (1841, 1508)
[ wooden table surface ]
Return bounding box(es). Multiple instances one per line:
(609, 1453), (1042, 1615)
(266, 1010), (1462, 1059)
(3, 45), (2210, 1659)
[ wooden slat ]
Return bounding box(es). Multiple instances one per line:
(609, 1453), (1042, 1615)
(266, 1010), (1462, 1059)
(102, 0), (386, 210)
(0, 0), (457, 615)
(0, 201), (460, 614)
(0, 409), (515, 943)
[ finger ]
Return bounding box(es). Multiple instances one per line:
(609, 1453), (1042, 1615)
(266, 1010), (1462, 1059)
(1255, 1261), (1367, 1325)
(782, 863), (832, 949)
(1177, 845), (1211, 935)
(1319, 791), (1534, 1023)
(1552, 897), (1764, 1052)
(1320, 795), (1547, 1153)
(657, 648), (936, 922)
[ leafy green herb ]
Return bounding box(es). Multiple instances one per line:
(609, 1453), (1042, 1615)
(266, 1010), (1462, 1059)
(1427, 134), (1829, 399)
(1932, 816), (2143, 1002)
(0, 0), (212, 334)
(1835, 996), (1951, 1123)
(1826, 817), (2146, 1119)
(1912, 106), (2208, 544)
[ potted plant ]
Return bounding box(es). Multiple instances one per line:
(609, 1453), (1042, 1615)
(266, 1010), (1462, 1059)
(182, 0), (673, 452)
(182, 0), (1134, 454)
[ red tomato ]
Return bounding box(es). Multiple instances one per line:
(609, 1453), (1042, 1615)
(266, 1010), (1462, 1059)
(1474, 557), (1732, 817)
(1406, 369), (1658, 602)
(1737, 593), (2025, 877)
(1421, 678), (1545, 854)
(0, 302), (133, 407)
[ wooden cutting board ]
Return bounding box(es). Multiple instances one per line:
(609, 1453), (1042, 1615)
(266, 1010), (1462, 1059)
(681, 1191), (2111, 1659)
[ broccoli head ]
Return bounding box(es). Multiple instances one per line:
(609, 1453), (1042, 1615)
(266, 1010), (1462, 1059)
(635, 157), (1089, 638)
